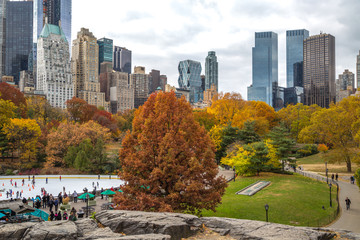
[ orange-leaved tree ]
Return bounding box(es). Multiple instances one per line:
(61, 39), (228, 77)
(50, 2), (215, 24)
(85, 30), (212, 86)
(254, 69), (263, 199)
(114, 91), (227, 215)
(0, 82), (27, 118)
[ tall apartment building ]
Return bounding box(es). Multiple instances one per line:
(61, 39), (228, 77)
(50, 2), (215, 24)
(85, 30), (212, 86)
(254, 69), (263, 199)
(248, 32), (278, 107)
(113, 46), (131, 74)
(5, 0), (33, 83)
(159, 75), (167, 91)
(36, 23), (73, 109)
(205, 51), (218, 91)
(99, 67), (134, 114)
(357, 51), (360, 89)
(178, 60), (202, 104)
(130, 66), (150, 108)
(303, 33), (336, 108)
(71, 28), (106, 108)
(336, 69), (355, 102)
(286, 29), (309, 88)
(149, 69), (160, 94)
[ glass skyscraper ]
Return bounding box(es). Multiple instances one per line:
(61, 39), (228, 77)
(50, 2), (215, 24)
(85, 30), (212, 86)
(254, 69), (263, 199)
(248, 32), (278, 107)
(113, 46), (132, 74)
(98, 38), (113, 64)
(178, 60), (202, 103)
(205, 51), (218, 91)
(5, 1), (33, 83)
(286, 29), (309, 88)
(0, 0), (6, 77)
(33, 0), (71, 46)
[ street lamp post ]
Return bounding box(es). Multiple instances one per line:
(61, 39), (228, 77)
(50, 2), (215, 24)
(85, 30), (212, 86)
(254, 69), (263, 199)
(325, 162), (328, 184)
(86, 194), (89, 218)
(264, 204), (269, 222)
(329, 183), (332, 207)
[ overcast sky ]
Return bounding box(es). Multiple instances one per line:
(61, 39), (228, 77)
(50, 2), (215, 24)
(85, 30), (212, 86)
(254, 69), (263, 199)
(72, 0), (360, 99)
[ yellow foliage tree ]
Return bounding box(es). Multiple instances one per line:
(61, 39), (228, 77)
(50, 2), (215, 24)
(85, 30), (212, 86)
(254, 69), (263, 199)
(3, 118), (41, 168)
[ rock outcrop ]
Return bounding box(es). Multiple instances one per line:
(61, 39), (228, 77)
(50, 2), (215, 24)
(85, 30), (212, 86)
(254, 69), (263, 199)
(0, 210), (358, 240)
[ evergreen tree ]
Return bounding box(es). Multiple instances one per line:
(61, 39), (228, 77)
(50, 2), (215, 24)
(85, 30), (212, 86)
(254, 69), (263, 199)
(238, 120), (261, 144)
(268, 124), (295, 171)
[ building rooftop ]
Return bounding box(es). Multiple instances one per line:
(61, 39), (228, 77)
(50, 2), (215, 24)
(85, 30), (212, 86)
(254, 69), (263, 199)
(39, 23), (68, 42)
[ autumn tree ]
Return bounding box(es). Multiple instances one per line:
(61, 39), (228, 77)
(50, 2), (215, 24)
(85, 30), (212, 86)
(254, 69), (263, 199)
(2, 118), (41, 168)
(222, 141), (280, 176)
(0, 82), (27, 117)
(66, 97), (98, 123)
(114, 91), (227, 215)
(45, 120), (111, 168)
(299, 97), (360, 172)
(0, 99), (17, 158)
(193, 110), (218, 132)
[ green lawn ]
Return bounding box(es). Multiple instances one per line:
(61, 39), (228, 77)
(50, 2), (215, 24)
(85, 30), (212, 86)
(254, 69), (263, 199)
(297, 152), (327, 165)
(202, 173), (338, 227)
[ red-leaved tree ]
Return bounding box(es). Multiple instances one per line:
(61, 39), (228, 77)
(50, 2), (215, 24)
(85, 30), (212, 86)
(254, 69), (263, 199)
(114, 91), (227, 215)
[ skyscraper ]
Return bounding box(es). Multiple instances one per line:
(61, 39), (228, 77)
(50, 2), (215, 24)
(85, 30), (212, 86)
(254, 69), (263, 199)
(286, 29), (309, 88)
(71, 28), (107, 109)
(178, 60), (202, 103)
(357, 51), (360, 89)
(33, 0), (72, 45)
(113, 46), (131, 74)
(0, 0), (6, 78)
(248, 32), (278, 107)
(36, 23), (73, 109)
(130, 66), (150, 108)
(5, 0), (33, 83)
(98, 37), (113, 65)
(149, 69), (160, 94)
(205, 51), (218, 91)
(336, 69), (355, 103)
(99, 67), (134, 114)
(303, 33), (336, 108)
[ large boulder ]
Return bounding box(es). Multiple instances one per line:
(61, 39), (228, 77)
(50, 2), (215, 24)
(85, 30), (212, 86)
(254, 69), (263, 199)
(95, 210), (201, 240)
(22, 221), (78, 240)
(201, 217), (336, 240)
(0, 222), (35, 239)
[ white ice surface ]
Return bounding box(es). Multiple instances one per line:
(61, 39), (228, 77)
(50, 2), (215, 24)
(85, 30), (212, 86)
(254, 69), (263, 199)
(0, 175), (124, 200)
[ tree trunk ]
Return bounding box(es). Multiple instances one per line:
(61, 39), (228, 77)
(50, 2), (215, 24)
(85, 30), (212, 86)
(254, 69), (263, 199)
(346, 159), (352, 172)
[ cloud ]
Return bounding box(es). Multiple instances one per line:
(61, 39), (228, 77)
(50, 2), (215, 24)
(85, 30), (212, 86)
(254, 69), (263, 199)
(72, 0), (360, 99)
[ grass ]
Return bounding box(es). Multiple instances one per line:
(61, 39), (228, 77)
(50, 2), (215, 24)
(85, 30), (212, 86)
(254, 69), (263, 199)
(297, 150), (358, 174)
(202, 173), (338, 227)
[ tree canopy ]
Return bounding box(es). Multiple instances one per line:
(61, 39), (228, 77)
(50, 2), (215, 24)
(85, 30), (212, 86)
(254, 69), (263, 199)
(114, 91), (227, 214)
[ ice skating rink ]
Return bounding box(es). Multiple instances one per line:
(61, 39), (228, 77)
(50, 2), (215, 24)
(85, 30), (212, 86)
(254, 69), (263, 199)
(0, 175), (124, 200)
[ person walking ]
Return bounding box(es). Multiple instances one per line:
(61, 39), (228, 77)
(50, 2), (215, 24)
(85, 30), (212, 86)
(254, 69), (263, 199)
(101, 188), (104, 199)
(335, 173), (338, 181)
(54, 198), (59, 212)
(345, 197), (351, 210)
(331, 173), (334, 182)
(49, 198), (54, 212)
(42, 194), (47, 208)
(73, 191), (78, 203)
(350, 176), (355, 184)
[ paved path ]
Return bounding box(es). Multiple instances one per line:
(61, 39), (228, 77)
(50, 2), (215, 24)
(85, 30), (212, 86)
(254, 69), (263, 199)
(297, 168), (360, 233)
(329, 180), (360, 233)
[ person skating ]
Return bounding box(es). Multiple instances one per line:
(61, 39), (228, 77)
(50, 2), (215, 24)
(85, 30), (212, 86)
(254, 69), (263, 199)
(345, 197), (351, 210)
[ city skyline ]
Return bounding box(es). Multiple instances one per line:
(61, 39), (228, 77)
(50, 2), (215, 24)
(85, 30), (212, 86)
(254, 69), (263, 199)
(72, 0), (360, 100)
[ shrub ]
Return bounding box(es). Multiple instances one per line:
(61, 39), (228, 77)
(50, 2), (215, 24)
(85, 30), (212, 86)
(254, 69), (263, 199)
(297, 144), (319, 157)
(355, 168), (360, 189)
